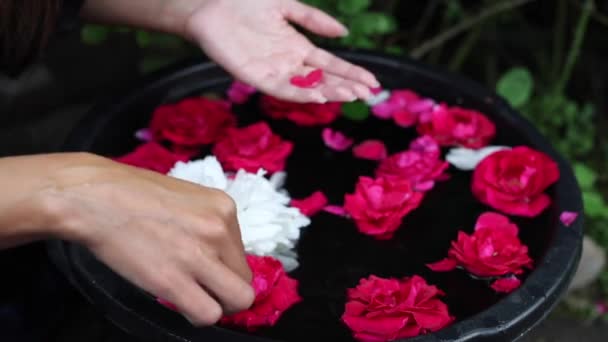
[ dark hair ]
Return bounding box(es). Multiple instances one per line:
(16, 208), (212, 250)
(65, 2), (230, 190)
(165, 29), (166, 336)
(0, 0), (62, 76)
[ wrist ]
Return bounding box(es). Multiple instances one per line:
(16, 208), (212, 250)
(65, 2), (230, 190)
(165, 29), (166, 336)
(160, 0), (213, 39)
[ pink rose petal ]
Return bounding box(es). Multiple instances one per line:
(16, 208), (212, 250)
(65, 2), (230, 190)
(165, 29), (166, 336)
(135, 128), (153, 142)
(426, 258), (458, 272)
(290, 69), (324, 88)
(322, 128), (354, 152)
(157, 298), (178, 311)
(490, 276), (521, 293)
(323, 205), (348, 217)
(353, 140), (388, 161)
(291, 191), (328, 216)
(227, 81), (256, 104)
(560, 211), (579, 227)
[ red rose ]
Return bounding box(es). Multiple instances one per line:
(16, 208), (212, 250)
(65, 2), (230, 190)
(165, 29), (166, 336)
(376, 136), (449, 192)
(260, 95), (341, 126)
(472, 146), (560, 217)
(221, 255), (301, 331)
(212, 122), (293, 173)
(427, 212), (533, 278)
(490, 276), (522, 293)
(115, 142), (189, 173)
(344, 177), (424, 240)
(417, 105), (495, 149)
(342, 275), (453, 342)
(149, 97), (236, 148)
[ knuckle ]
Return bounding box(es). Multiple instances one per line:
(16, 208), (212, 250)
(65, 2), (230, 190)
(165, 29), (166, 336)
(209, 190), (237, 218)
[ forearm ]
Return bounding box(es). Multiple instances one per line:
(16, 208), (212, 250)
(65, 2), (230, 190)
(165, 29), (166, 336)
(0, 153), (86, 249)
(80, 0), (209, 37)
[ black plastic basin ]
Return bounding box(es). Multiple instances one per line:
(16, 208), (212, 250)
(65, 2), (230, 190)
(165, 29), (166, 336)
(48, 50), (583, 342)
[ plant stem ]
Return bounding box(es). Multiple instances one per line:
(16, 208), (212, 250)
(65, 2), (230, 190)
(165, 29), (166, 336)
(411, 0), (441, 47)
(410, 0), (534, 59)
(555, 0), (594, 94)
(448, 25), (482, 71)
(552, 0), (567, 78)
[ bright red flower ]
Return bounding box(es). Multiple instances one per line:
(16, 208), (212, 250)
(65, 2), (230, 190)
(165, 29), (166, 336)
(114, 142), (189, 173)
(427, 212), (533, 278)
(291, 191), (328, 217)
(342, 275), (454, 342)
(149, 97), (236, 148)
(221, 255), (301, 331)
(472, 146), (560, 217)
(417, 105), (495, 149)
(213, 122), (293, 173)
(344, 177), (424, 240)
(376, 136), (449, 192)
(260, 95), (341, 126)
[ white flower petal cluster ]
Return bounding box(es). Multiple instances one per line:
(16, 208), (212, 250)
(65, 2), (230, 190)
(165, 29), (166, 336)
(446, 146), (510, 171)
(168, 156), (310, 271)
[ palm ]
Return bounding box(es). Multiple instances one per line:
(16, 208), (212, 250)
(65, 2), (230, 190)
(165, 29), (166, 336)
(187, 0), (379, 103)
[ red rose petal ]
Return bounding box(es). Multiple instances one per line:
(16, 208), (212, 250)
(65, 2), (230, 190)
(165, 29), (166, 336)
(353, 140), (388, 161)
(491, 276), (521, 293)
(426, 258), (458, 272)
(291, 191), (329, 216)
(290, 69), (324, 88)
(560, 211), (579, 227)
(157, 298), (178, 311)
(323, 205), (348, 217)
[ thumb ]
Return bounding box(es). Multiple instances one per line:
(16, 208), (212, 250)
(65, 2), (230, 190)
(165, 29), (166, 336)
(282, 0), (349, 38)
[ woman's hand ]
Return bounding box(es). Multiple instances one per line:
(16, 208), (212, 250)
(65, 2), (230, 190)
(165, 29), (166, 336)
(81, 0), (380, 103)
(0, 153), (254, 325)
(183, 0), (379, 103)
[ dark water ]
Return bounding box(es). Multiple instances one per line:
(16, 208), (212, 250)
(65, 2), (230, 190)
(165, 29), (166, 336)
(79, 75), (556, 342)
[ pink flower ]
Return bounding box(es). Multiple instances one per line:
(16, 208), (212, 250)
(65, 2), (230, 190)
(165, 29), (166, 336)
(227, 81), (256, 104)
(149, 97), (236, 148)
(290, 69), (324, 88)
(353, 140), (388, 161)
(115, 142), (190, 174)
(342, 275), (453, 342)
(427, 212), (533, 278)
(491, 276), (522, 293)
(135, 128), (153, 142)
(344, 177), (424, 240)
(323, 128), (354, 151)
(472, 146), (560, 217)
(291, 191), (328, 216)
(371, 90), (435, 127)
(212, 122), (293, 173)
(261, 95), (341, 126)
(560, 211), (579, 227)
(376, 136), (449, 192)
(221, 255), (301, 331)
(417, 105), (496, 148)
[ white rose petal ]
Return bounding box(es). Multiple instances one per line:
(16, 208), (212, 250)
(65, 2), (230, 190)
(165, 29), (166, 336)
(446, 146), (511, 171)
(167, 156), (310, 271)
(365, 90), (391, 106)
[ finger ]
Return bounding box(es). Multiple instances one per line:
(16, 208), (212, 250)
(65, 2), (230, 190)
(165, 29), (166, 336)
(221, 219), (252, 284)
(155, 273), (223, 326)
(319, 73), (373, 101)
(305, 48), (380, 88)
(282, 0), (348, 38)
(192, 253), (255, 315)
(257, 72), (328, 103)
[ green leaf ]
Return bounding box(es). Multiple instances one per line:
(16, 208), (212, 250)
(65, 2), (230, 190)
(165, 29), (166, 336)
(386, 45), (405, 55)
(574, 163), (597, 189)
(81, 25), (109, 45)
(337, 0), (371, 15)
(351, 12), (397, 35)
(496, 67), (534, 108)
(583, 191), (608, 219)
(342, 101), (370, 121)
(135, 30), (152, 48)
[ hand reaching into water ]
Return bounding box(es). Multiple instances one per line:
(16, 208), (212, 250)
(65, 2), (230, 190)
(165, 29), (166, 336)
(183, 0), (380, 103)
(0, 153), (254, 325)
